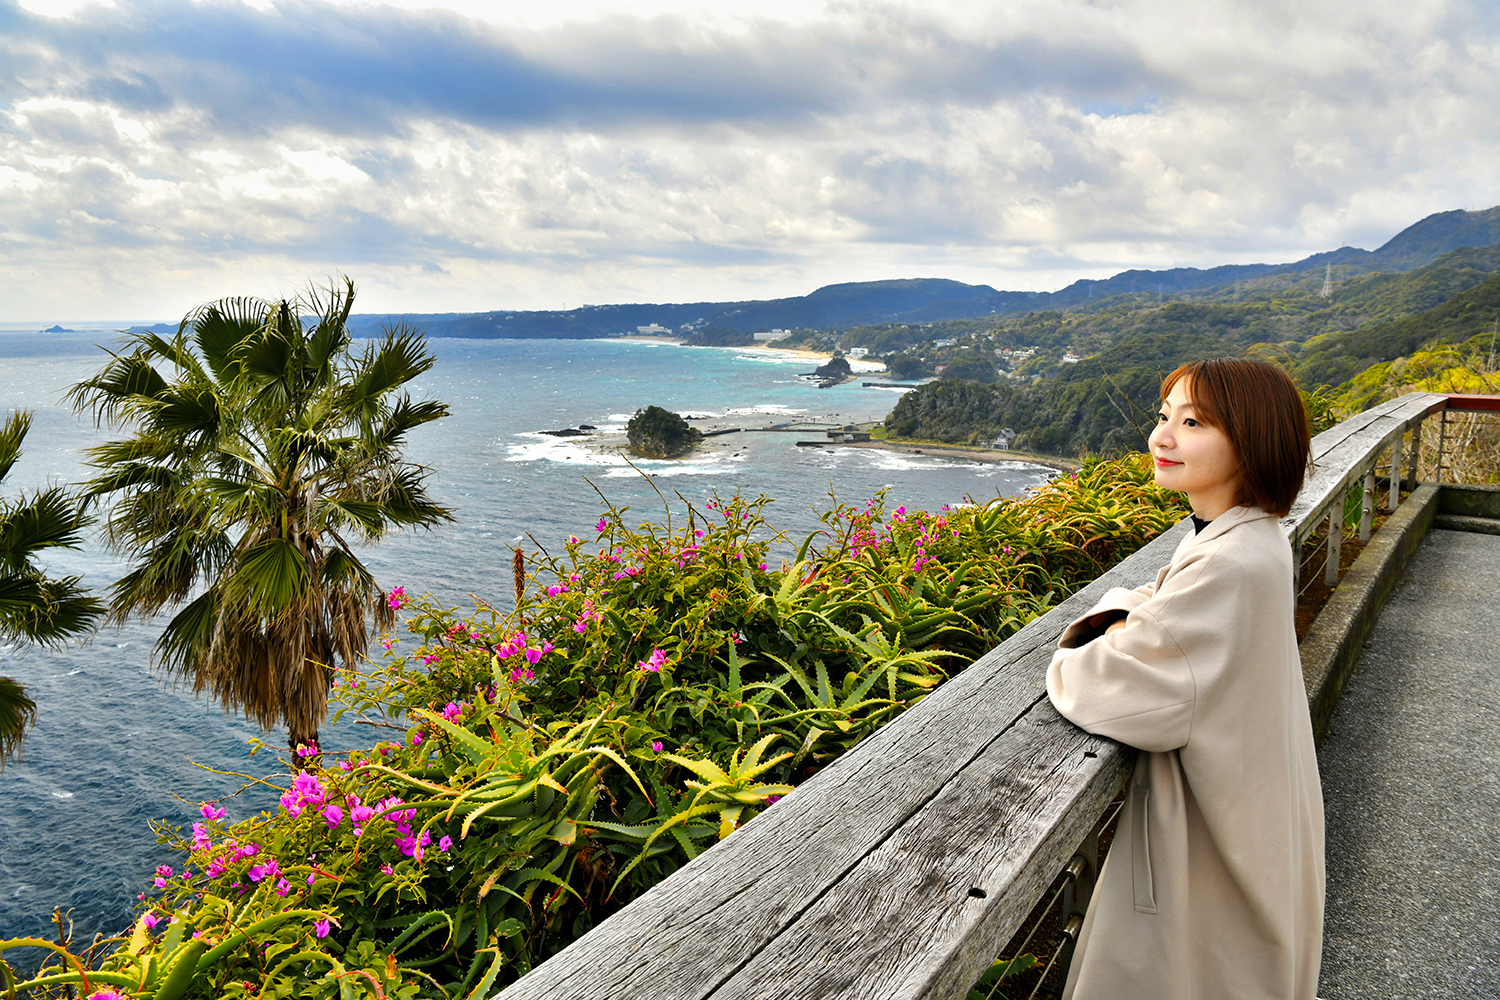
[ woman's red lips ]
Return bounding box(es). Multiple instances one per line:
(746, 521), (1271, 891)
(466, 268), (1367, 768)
(1154, 457), (1182, 467)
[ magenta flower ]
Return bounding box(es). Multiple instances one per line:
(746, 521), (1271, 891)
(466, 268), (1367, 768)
(523, 646), (542, 665)
(380, 863), (394, 875)
(307, 872), (316, 885)
(295, 742), (319, 759)
(546, 584), (568, 597)
(156, 865), (172, 878)
(597, 518), (608, 532)
(315, 918), (331, 938)
(338, 760), (352, 771)
(142, 912), (160, 931)
(441, 702), (463, 722)
(274, 878), (291, 897)
(86, 990), (129, 1000)
(651, 740), (663, 752)
(636, 648), (667, 673)
(200, 802), (226, 822)
(411, 731), (424, 746)
(438, 835), (453, 853)
(388, 586), (406, 609)
(191, 822), (212, 852)
(322, 805), (343, 829)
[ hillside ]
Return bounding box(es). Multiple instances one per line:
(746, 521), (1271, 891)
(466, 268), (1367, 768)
(289, 205), (1500, 341)
(1293, 273), (1500, 388)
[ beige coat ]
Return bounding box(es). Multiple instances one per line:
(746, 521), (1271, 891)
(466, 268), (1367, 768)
(1046, 505), (1324, 1000)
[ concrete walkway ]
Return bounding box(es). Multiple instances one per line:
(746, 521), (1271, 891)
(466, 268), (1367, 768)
(1318, 529), (1500, 999)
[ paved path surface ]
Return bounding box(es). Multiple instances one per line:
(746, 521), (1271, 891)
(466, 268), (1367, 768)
(1318, 528), (1500, 999)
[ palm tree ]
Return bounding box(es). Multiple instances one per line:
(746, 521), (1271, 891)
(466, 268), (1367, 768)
(68, 277), (453, 752)
(0, 411), (105, 767)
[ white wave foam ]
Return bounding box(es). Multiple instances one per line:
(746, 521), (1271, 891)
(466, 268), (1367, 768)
(724, 403), (807, 416)
(51, 791), (74, 799)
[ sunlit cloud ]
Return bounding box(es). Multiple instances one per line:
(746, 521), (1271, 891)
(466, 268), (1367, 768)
(1, 0), (1498, 321)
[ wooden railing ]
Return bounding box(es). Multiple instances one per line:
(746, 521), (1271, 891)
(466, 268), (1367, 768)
(493, 392), (1496, 1000)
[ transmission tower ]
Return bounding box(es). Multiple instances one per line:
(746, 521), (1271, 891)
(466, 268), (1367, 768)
(1320, 264), (1333, 300)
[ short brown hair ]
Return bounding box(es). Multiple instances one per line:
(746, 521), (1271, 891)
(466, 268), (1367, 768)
(1160, 358), (1311, 518)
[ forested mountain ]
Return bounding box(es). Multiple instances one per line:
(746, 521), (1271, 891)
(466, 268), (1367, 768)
(281, 205), (1500, 340)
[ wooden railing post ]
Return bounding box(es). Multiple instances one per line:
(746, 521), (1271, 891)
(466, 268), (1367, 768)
(1388, 437), (1402, 511)
(1435, 410), (1447, 484)
(1058, 819), (1102, 973)
(1325, 508), (1341, 586)
(1406, 420), (1422, 490)
(1360, 468), (1374, 542)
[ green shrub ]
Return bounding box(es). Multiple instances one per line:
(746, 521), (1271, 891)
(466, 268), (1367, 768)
(1, 458), (1187, 999)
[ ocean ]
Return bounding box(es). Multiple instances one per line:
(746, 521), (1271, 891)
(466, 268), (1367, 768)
(0, 328), (1053, 951)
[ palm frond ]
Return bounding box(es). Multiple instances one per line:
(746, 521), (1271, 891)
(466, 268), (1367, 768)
(0, 676), (38, 770)
(0, 411), (30, 485)
(0, 486), (92, 570)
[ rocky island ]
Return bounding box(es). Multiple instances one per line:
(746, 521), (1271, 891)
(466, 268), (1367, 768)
(627, 405), (704, 458)
(801, 353), (855, 388)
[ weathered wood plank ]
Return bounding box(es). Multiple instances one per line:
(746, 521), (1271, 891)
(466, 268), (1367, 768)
(493, 522), (1192, 1000)
(708, 706), (1130, 1000)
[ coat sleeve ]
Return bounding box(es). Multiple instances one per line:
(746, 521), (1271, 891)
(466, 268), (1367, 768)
(1046, 549), (1231, 753)
(1056, 584), (1157, 648)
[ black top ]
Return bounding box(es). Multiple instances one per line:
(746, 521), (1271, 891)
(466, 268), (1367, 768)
(1191, 514), (1213, 534)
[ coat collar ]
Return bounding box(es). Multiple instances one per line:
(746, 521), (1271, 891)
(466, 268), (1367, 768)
(1181, 505), (1273, 549)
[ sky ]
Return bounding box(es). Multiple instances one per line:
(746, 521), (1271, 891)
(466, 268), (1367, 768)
(2, 0), (1498, 322)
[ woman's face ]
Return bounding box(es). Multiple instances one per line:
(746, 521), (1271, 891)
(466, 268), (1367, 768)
(1149, 379), (1243, 519)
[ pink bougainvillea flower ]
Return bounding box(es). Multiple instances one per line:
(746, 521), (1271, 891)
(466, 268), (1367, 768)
(757, 562), (768, 571)
(315, 919), (331, 938)
(307, 872), (317, 885)
(597, 518), (607, 532)
(637, 648), (668, 673)
(156, 865), (172, 878)
(438, 835), (453, 853)
(322, 805), (343, 829)
(546, 584), (568, 597)
(142, 912), (160, 931)
(191, 823), (212, 852)
(651, 740), (663, 752)
(338, 760), (352, 771)
(388, 586), (406, 609)
(441, 702), (462, 722)
(274, 878), (291, 897)
(411, 731), (424, 746)
(523, 646), (543, 665)
(86, 990), (129, 1000)
(200, 802), (226, 822)
(380, 863), (394, 875)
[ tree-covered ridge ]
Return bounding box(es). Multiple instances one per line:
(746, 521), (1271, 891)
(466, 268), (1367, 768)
(1292, 273), (1500, 388)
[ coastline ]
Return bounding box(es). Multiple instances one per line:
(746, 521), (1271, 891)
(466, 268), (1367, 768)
(609, 335), (886, 369)
(816, 439), (1080, 472)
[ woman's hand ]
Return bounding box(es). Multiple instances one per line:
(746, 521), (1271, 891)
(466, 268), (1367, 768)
(1104, 618), (1127, 635)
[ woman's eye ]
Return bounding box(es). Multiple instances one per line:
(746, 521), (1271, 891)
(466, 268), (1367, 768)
(1184, 418), (1198, 427)
(1157, 412), (1168, 422)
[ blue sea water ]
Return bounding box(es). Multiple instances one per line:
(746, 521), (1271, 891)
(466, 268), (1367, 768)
(0, 329), (1053, 953)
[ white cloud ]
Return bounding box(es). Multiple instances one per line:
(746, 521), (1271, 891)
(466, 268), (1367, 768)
(1, 0), (1498, 321)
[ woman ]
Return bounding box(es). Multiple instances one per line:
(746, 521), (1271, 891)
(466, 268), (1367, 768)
(1047, 358), (1324, 1000)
